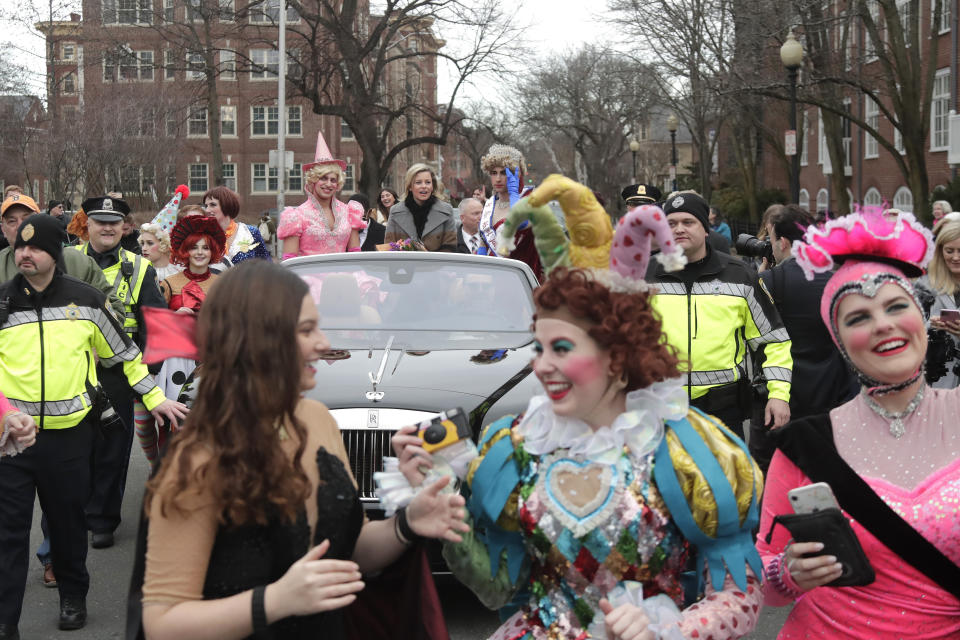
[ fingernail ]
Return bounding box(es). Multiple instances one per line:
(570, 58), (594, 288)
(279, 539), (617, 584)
(814, 543), (825, 550)
(825, 556), (837, 563)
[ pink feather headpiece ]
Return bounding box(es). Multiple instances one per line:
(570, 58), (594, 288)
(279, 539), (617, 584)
(609, 204), (686, 280)
(793, 210), (933, 280)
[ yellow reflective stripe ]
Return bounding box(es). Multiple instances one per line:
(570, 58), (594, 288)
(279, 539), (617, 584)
(10, 392), (92, 417)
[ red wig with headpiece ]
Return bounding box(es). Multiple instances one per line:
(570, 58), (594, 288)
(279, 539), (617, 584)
(170, 215), (227, 267)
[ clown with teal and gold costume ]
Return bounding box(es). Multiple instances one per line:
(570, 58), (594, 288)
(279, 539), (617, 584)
(380, 177), (764, 640)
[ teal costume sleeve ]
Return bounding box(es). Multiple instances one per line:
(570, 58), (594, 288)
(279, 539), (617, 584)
(442, 415), (530, 614)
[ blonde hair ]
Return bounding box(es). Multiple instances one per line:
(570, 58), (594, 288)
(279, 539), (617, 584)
(305, 164), (345, 190)
(928, 219), (960, 295)
(178, 204), (205, 220)
(480, 144), (527, 174)
(403, 163), (447, 201)
(139, 222), (171, 255)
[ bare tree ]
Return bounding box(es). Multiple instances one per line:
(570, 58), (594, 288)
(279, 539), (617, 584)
(286, 0), (523, 201)
(510, 46), (660, 211)
(609, 0), (737, 201)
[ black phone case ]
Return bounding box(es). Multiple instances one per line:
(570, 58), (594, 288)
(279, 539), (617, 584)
(765, 508), (876, 587)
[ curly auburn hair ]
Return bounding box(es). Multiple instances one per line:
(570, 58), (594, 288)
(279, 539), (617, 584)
(145, 261), (311, 525)
(170, 231), (226, 267)
(533, 268), (680, 390)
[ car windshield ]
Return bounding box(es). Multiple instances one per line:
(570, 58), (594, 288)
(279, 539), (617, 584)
(292, 259), (535, 350)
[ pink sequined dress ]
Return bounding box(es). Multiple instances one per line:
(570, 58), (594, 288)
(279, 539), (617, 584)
(278, 194), (364, 255)
(757, 387), (960, 639)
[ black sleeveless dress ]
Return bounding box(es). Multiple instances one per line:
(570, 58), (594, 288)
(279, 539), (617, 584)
(201, 447), (364, 639)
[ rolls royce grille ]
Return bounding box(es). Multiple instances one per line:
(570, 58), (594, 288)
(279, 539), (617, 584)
(339, 428), (397, 500)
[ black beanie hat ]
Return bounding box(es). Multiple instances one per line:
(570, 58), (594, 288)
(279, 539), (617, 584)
(661, 192), (710, 232)
(15, 214), (66, 262)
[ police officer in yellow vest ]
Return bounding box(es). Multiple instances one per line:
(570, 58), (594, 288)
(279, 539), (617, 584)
(72, 195), (168, 549)
(646, 192), (793, 438)
(0, 215), (186, 636)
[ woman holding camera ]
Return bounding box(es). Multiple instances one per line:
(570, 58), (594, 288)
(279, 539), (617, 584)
(757, 211), (960, 638)
(914, 219), (960, 388)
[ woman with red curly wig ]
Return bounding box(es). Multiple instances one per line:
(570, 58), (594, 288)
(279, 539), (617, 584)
(159, 216), (226, 314)
(387, 177), (766, 640)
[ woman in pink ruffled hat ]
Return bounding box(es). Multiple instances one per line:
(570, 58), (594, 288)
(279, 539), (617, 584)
(757, 211), (960, 638)
(278, 132), (366, 258)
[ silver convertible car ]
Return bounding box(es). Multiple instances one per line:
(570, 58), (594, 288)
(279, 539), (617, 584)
(284, 251), (542, 511)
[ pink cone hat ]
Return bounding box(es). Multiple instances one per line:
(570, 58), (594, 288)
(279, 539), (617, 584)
(303, 130), (346, 173)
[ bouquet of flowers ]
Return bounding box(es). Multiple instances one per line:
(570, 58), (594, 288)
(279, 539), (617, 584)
(388, 239), (424, 251)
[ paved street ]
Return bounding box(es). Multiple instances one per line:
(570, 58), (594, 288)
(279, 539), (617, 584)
(19, 444), (789, 639)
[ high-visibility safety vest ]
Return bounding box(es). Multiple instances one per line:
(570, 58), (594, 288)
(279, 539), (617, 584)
(73, 244), (147, 337)
(0, 274), (165, 429)
(648, 250), (793, 403)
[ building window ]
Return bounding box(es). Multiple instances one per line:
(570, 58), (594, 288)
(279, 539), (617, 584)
(931, 68), (950, 150)
(63, 105), (78, 121)
(62, 43), (76, 60)
(341, 119), (353, 140)
(799, 189), (810, 212)
(218, 0), (234, 20)
(864, 187), (883, 207)
(164, 49), (175, 80)
(251, 163), (279, 193)
(165, 111), (179, 137)
(816, 188), (829, 212)
(120, 165), (154, 195)
(864, 96), (879, 158)
(343, 164), (355, 192)
(186, 0), (203, 21)
(220, 50), (236, 80)
(163, 0), (174, 21)
(934, 0), (951, 33)
(102, 0), (152, 25)
(893, 186), (914, 212)
(249, 0), (299, 24)
(188, 106), (208, 137)
(187, 52), (205, 80)
(62, 72), (77, 94)
(897, 0), (911, 47)
(119, 50), (153, 82)
(189, 163), (208, 193)
(221, 105), (237, 137)
(800, 110), (809, 166)
(287, 163), (302, 192)
(287, 106), (301, 135)
(865, 0), (882, 61)
(251, 106), (279, 136)
(221, 163), (237, 191)
(250, 49), (279, 80)
(135, 111), (156, 137)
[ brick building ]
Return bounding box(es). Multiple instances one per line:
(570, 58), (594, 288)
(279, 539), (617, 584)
(735, 1), (958, 218)
(38, 1), (441, 222)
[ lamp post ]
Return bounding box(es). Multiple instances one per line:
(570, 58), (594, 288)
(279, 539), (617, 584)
(629, 138), (640, 183)
(780, 31), (804, 205)
(666, 114), (678, 193)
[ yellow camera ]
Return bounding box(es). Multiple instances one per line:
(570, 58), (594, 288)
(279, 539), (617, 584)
(416, 408), (470, 453)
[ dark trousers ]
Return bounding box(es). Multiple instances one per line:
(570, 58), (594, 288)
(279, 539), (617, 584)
(0, 419), (93, 625)
(691, 392), (745, 439)
(86, 366), (136, 534)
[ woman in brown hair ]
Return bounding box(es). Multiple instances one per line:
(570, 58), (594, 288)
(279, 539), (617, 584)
(140, 261), (467, 639)
(202, 186), (272, 263)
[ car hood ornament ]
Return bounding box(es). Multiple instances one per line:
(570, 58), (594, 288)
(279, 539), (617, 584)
(366, 335), (394, 402)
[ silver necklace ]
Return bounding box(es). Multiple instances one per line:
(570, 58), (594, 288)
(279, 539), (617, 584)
(862, 385), (925, 438)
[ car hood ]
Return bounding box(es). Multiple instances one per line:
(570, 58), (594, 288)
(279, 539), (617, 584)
(307, 347), (537, 414)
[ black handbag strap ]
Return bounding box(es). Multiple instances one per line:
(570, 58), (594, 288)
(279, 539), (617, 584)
(773, 414), (960, 600)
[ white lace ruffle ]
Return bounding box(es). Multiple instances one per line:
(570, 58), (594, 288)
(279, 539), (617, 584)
(517, 377), (688, 461)
(586, 581), (685, 640)
(374, 439), (478, 516)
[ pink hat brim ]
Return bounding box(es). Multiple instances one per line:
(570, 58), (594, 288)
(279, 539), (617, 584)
(303, 159), (347, 173)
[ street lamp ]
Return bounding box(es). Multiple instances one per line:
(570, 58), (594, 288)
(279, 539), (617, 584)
(780, 30), (804, 205)
(666, 114), (678, 193)
(629, 138), (640, 183)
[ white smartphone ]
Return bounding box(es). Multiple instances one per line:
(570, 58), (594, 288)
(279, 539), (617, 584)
(788, 482), (840, 515)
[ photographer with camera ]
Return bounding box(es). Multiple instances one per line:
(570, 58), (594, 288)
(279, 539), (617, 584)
(648, 192), (793, 438)
(749, 205), (857, 471)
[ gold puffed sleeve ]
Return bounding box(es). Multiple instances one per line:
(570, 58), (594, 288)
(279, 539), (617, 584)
(664, 409), (764, 537)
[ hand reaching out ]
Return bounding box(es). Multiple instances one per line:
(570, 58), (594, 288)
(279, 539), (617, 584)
(505, 167), (522, 207)
(151, 398), (189, 431)
(406, 475), (470, 543)
(266, 539), (364, 622)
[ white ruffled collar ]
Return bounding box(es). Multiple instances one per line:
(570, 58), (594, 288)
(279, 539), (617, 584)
(517, 377), (688, 461)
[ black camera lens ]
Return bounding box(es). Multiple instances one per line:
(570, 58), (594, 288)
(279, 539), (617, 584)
(735, 233), (773, 260)
(422, 423), (446, 444)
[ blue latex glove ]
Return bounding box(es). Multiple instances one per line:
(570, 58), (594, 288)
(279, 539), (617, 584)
(505, 167), (522, 207)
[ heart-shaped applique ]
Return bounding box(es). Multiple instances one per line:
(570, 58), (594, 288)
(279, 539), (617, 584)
(540, 457), (622, 538)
